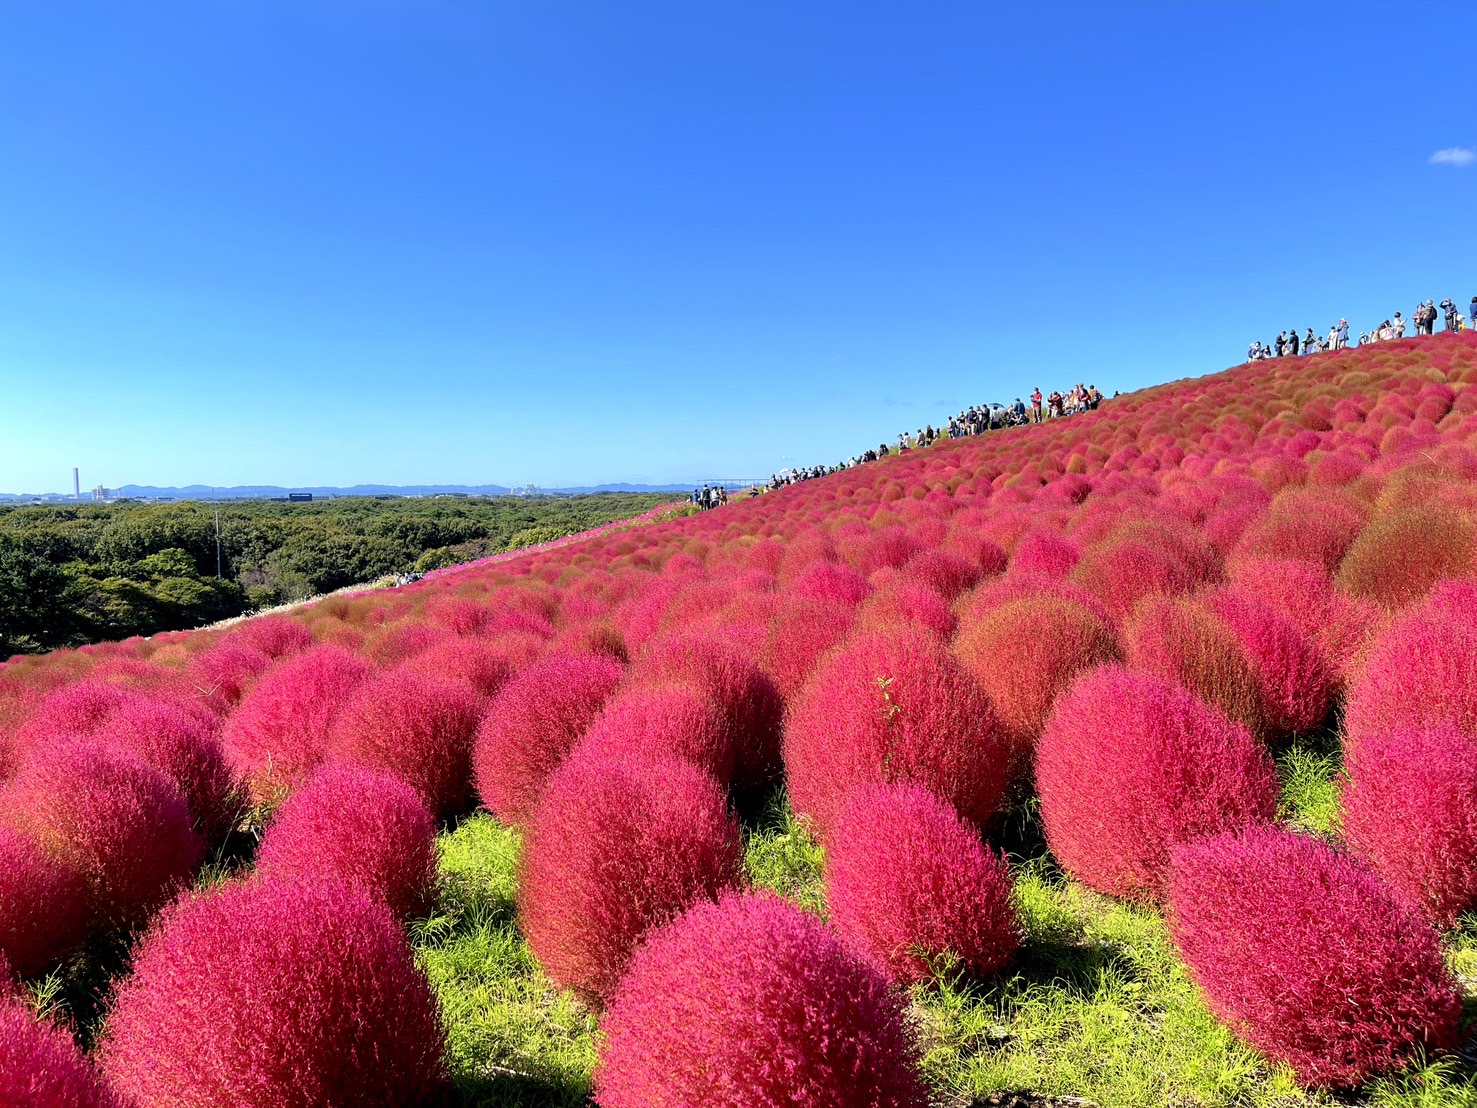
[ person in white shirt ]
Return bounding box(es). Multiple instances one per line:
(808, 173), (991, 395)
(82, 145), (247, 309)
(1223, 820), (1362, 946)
(1393, 312), (1406, 338)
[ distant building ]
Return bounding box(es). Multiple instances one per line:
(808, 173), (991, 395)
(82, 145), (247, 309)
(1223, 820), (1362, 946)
(91, 485), (110, 501)
(288, 493), (313, 503)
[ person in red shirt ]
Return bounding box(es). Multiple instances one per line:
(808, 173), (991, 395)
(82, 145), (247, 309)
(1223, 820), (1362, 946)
(1030, 388), (1043, 423)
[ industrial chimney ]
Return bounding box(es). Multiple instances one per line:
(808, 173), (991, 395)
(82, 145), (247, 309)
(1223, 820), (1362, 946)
(73, 468), (80, 499)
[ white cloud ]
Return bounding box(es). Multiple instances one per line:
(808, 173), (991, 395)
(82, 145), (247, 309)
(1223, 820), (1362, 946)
(1430, 146), (1476, 167)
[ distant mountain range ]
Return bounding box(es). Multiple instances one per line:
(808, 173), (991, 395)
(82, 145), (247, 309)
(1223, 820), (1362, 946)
(0, 482), (699, 501)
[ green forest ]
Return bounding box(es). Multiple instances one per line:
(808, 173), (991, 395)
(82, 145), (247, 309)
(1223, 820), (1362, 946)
(0, 493), (669, 655)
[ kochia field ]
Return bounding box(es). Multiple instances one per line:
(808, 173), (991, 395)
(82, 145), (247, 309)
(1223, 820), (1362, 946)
(5, 332), (1477, 1107)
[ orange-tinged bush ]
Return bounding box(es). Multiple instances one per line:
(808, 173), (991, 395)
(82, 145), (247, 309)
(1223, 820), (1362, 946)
(953, 592), (1119, 758)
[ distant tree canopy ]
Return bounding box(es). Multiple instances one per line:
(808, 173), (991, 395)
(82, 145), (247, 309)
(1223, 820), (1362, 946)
(0, 494), (668, 654)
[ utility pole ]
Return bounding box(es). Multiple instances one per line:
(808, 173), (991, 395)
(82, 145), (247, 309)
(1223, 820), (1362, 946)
(215, 498), (222, 580)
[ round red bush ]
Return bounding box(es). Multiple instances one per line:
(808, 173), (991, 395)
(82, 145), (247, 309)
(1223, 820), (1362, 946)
(1201, 587), (1332, 736)
(760, 596), (855, 700)
(783, 628), (1010, 843)
(472, 651), (624, 824)
(1336, 501), (1475, 608)
(92, 697), (238, 842)
(827, 783), (1019, 984)
(2, 741), (203, 930)
(0, 988), (118, 1108)
(517, 750), (742, 1003)
(1342, 724), (1477, 925)
(1343, 584), (1477, 758)
(97, 878), (447, 1106)
(0, 826), (89, 978)
(578, 684), (735, 782)
(1167, 826), (1462, 1088)
(255, 764), (438, 921)
(953, 592), (1119, 760)
(186, 642), (274, 709)
(1035, 666), (1278, 901)
(397, 635), (518, 698)
(219, 645), (372, 805)
(899, 548), (981, 601)
(630, 627), (785, 787)
(1122, 594), (1268, 735)
(225, 615), (314, 659)
(791, 560), (871, 606)
(595, 891), (927, 1108)
(855, 580), (958, 639)
(327, 668), (482, 818)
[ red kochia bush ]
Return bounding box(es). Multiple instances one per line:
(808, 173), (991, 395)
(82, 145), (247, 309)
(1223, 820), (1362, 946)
(93, 697), (238, 842)
(1035, 666), (1278, 901)
(518, 750), (742, 1003)
(255, 764), (438, 921)
(1167, 827), (1462, 1088)
(225, 615), (314, 659)
(1341, 724), (1477, 925)
(399, 635), (517, 698)
(98, 878), (447, 1106)
(472, 651), (624, 824)
(0, 985), (118, 1108)
(630, 628), (785, 787)
(1201, 587), (1332, 736)
(1343, 583), (1477, 758)
(595, 891), (927, 1108)
(953, 593), (1119, 759)
(783, 628), (1010, 842)
(3, 741), (203, 929)
(827, 783), (1019, 983)
(219, 645), (372, 805)
(760, 596), (855, 700)
(0, 826), (89, 978)
(186, 641), (274, 708)
(577, 684), (735, 782)
(0, 827), (88, 980)
(327, 669), (482, 818)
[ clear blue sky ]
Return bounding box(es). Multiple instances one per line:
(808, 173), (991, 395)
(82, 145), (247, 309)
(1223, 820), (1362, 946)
(1, 2), (1473, 493)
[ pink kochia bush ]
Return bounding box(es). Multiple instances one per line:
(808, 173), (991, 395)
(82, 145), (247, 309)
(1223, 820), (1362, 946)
(1342, 581), (1477, 758)
(1341, 724), (1477, 925)
(97, 878), (448, 1107)
(952, 592), (1119, 759)
(783, 628), (1010, 842)
(92, 697), (239, 842)
(595, 891), (928, 1108)
(0, 973), (118, 1108)
(517, 750), (743, 1003)
(327, 669), (483, 818)
(255, 764), (438, 921)
(219, 645), (372, 804)
(1035, 666), (1278, 901)
(630, 627), (785, 787)
(1167, 827), (1462, 1088)
(472, 651), (624, 824)
(826, 783), (1019, 983)
(0, 826), (89, 978)
(577, 684), (735, 782)
(2, 741), (203, 929)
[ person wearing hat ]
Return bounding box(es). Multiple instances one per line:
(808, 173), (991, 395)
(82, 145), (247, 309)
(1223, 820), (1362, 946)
(1336, 318), (1349, 349)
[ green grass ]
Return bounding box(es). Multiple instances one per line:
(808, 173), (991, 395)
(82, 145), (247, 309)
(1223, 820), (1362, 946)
(412, 816), (597, 1107)
(419, 738), (1477, 1108)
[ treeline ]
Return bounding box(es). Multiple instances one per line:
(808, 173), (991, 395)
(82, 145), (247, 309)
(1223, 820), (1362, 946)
(0, 493), (668, 654)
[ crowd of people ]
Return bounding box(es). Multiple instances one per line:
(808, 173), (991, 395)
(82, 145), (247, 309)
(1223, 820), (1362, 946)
(690, 485), (731, 510)
(751, 381), (1107, 497)
(1247, 296), (1474, 361)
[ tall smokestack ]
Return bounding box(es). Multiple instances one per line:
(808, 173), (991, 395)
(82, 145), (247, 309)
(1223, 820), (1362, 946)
(73, 468), (80, 498)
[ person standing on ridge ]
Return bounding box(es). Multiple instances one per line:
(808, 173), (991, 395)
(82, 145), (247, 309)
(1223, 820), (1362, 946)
(1336, 318), (1349, 349)
(1287, 329), (1300, 355)
(1441, 298), (1458, 331)
(1031, 388), (1043, 422)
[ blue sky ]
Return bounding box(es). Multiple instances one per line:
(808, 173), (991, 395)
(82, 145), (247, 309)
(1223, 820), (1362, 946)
(1, 2), (1474, 493)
